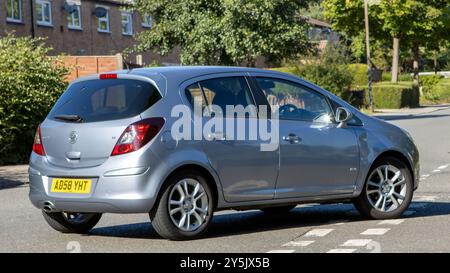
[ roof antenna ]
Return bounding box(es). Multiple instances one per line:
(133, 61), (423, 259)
(93, 6), (131, 71)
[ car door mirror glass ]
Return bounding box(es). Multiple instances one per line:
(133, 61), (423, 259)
(335, 107), (353, 127)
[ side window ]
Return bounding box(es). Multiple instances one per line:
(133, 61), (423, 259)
(192, 77), (256, 118)
(255, 77), (332, 123)
(185, 83), (206, 111)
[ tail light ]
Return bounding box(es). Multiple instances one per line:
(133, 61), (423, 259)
(32, 125), (45, 156)
(111, 118), (165, 156)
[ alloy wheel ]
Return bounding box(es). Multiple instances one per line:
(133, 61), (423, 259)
(168, 178), (209, 232)
(366, 164), (407, 212)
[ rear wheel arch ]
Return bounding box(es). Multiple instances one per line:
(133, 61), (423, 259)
(156, 164), (220, 210)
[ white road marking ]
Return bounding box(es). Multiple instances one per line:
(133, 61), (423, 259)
(341, 239), (372, 247)
(421, 174), (430, 178)
(432, 169), (441, 173)
(378, 219), (405, 225)
(267, 249), (295, 253)
(403, 210), (416, 216)
(303, 229), (334, 237)
(360, 228), (390, 235)
(437, 165), (448, 170)
(327, 249), (357, 253)
(414, 195), (437, 202)
(282, 240), (314, 247)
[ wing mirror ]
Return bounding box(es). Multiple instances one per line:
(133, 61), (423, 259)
(335, 107), (353, 128)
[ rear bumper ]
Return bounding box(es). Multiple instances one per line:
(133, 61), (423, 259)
(28, 154), (161, 213)
(29, 171), (157, 213)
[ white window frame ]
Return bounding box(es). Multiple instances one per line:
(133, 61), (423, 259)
(141, 14), (152, 28)
(121, 11), (133, 36)
(36, 0), (53, 26)
(67, 5), (82, 30)
(6, 0), (23, 23)
(97, 5), (110, 33)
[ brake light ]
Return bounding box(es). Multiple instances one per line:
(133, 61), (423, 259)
(111, 118), (165, 156)
(99, 73), (117, 80)
(32, 125), (45, 156)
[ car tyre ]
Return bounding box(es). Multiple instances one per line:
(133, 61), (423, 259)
(42, 211), (102, 233)
(354, 156), (413, 219)
(149, 170), (214, 240)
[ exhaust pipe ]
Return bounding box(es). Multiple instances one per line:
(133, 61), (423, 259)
(42, 201), (56, 213)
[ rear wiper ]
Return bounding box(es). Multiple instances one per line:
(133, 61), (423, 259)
(54, 114), (83, 123)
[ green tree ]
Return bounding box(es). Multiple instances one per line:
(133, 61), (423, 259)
(324, 0), (450, 85)
(131, 0), (312, 66)
(378, 0), (449, 86)
(0, 34), (68, 164)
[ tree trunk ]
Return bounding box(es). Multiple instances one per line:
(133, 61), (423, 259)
(434, 50), (438, 74)
(391, 37), (400, 83)
(412, 43), (420, 88)
(411, 42), (420, 108)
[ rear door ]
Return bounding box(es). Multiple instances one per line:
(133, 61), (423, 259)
(41, 75), (161, 168)
(182, 74), (279, 202)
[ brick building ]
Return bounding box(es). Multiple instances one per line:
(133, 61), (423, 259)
(0, 0), (180, 66)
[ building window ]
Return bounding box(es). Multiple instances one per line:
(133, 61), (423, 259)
(6, 0), (22, 23)
(121, 12), (133, 36)
(97, 6), (110, 33)
(142, 14), (152, 28)
(67, 5), (82, 30)
(36, 0), (52, 26)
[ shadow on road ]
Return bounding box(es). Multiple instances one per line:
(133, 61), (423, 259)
(88, 201), (450, 240)
(0, 178), (26, 190)
(374, 114), (450, 121)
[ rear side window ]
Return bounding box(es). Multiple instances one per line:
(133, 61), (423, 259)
(184, 76), (257, 117)
(49, 79), (161, 123)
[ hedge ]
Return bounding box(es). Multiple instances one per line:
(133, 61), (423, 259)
(363, 84), (420, 109)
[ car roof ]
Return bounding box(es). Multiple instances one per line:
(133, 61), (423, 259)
(126, 66), (295, 81)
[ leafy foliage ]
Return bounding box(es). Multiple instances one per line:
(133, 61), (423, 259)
(421, 75), (444, 102)
(131, 0), (311, 66)
(0, 34), (68, 164)
(293, 43), (354, 98)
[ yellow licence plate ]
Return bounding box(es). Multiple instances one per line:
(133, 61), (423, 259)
(51, 178), (92, 194)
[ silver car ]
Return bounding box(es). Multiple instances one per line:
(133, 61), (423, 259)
(29, 66), (419, 240)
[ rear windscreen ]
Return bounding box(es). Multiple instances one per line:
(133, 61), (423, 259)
(48, 79), (161, 123)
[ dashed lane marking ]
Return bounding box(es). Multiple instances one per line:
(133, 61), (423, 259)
(378, 219), (405, 225)
(341, 239), (372, 247)
(421, 174), (430, 178)
(437, 165), (448, 170)
(267, 250), (295, 253)
(303, 229), (334, 237)
(413, 195), (437, 202)
(432, 169), (441, 173)
(360, 228), (390, 235)
(282, 240), (315, 247)
(327, 249), (357, 253)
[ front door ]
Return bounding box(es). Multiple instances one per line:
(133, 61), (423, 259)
(253, 77), (360, 198)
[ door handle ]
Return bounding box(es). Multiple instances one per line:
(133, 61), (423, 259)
(282, 134), (301, 144)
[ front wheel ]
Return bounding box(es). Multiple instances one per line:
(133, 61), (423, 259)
(354, 157), (413, 219)
(149, 171), (214, 240)
(42, 211), (102, 233)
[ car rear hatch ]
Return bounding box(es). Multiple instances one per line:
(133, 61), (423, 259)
(40, 74), (162, 168)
